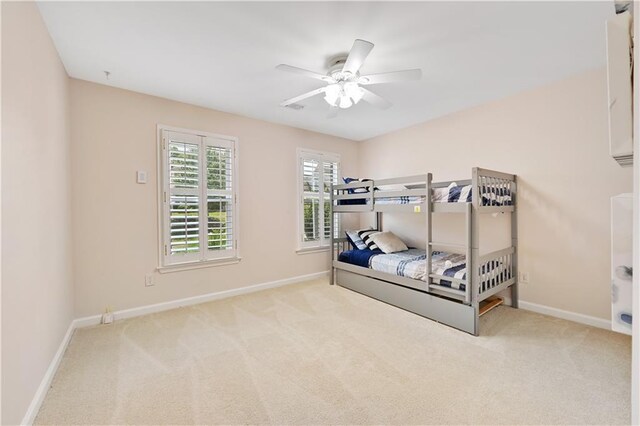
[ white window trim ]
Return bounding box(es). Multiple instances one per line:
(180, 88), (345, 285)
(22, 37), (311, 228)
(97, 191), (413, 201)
(296, 148), (340, 252)
(157, 124), (240, 271)
(295, 246), (330, 255)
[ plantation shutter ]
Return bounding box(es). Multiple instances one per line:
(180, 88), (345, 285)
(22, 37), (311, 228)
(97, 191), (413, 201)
(166, 131), (202, 262)
(298, 150), (339, 249)
(302, 158), (321, 244)
(323, 161), (339, 240)
(204, 137), (235, 258)
(161, 129), (238, 266)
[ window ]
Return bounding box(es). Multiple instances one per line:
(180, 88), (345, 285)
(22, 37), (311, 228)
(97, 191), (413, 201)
(297, 149), (340, 250)
(159, 127), (238, 267)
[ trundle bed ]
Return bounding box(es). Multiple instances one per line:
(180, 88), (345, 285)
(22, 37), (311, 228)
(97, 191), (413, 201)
(330, 167), (518, 336)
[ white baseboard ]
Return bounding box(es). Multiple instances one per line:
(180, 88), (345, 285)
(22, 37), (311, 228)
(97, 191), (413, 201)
(21, 270), (327, 425)
(21, 321), (76, 425)
(518, 300), (611, 330)
(75, 270), (329, 328)
(501, 295), (611, 330)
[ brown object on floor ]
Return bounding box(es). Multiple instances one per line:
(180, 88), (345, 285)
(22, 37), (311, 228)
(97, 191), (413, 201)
(479, 297), (503, 316)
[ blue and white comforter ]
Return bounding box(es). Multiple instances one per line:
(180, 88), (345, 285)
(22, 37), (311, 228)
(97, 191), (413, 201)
(367, 249), (505, 291)
(369, 248), (429, 281)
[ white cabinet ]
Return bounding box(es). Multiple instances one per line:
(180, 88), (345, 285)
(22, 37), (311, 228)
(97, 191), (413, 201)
(606, 11), (634, 167)
(611, 193), (633, 335)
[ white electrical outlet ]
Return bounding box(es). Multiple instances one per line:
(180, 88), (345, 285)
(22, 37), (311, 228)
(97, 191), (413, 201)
(145, 273), (154, 287)
(101, 312), (113, 324)
(519, 271), (530, 284)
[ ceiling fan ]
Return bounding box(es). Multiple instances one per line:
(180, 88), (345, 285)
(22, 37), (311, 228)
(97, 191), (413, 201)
(277, 39), (421, 115)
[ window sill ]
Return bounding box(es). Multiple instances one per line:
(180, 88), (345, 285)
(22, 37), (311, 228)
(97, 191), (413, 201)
(296, 247), (330, 255)
(157, 257), (241, 274)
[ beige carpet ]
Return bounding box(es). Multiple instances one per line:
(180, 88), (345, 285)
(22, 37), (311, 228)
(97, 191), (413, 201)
(35, 279), (631, 425)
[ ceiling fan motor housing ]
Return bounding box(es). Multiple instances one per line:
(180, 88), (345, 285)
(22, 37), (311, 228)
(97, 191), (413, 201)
(327, 55), (358, 82)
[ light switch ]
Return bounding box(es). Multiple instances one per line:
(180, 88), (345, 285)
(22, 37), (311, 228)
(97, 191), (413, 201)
(136, 171), (147, 184)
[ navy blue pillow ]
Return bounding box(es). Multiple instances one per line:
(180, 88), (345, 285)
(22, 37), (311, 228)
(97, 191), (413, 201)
(343, 177), (371, 194)
(343, 177), (378, 194)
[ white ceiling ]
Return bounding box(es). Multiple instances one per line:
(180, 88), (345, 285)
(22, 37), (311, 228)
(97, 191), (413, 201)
(38, 1), (614, 141)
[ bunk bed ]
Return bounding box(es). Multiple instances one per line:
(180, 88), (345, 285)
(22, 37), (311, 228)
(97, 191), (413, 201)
(330, 167), (517, 336)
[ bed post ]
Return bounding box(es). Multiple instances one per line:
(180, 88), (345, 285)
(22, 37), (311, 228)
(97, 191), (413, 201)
(464, 202), (472, 305)
(511, 176), (518, 308)
(471, 167), (481, 336)
(426, 173), (433, 288)
(330, 182), (335, 285)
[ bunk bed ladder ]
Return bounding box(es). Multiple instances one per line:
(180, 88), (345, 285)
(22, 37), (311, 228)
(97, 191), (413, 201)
(330, 182), (335, 285)
(511, 176), (519, 308)
(464, 202), (472, 305)
(470, 168), (481, 336)
(425, 173), (433, 289)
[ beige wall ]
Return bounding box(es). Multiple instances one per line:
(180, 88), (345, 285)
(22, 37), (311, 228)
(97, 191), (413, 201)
(1, 3), (74, 424)
(70, 79), (359, 318)
(358, 69), (633, 320)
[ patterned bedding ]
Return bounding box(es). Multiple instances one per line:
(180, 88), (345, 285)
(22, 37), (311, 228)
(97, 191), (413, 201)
(375, 196), (425, 205)
(437, 182), (513, 206)
(339, 248), (506, 292)
(337, 182), (512, 206)
(367, 248), (428, 280)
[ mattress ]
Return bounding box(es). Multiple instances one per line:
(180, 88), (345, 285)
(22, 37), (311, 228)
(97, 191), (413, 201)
(338, 248), (507, 292)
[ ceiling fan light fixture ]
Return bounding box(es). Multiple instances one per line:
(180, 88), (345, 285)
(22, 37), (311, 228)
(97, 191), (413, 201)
(323, 82), (362, 109)
(338, 95), (353, 109)
(324, 84), (340, 106)
(344, 82), (364, 104)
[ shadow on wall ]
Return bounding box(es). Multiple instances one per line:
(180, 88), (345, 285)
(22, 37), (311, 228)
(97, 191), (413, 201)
(517, 176), (610, 297)
(519, 175), (605, 249)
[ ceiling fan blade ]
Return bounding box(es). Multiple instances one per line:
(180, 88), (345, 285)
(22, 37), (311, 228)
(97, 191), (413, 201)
(280, 87), (326, 107)
(361, 88), (392, 109)
(342, 39), (374, 75)
(276, 64), (333, 82)
(327, 107), (339, 119)
(359, 69), (422, 85)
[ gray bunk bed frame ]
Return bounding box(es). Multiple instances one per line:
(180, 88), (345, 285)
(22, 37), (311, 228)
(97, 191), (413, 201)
(329, 167), (518, 336)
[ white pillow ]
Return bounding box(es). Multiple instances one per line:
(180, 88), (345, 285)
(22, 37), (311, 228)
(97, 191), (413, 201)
(370, 232), (408, 254)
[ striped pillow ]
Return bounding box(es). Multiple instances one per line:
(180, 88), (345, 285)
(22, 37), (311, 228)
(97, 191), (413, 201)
(358, 229), (381, 250)
(345, 228), (371, 250)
